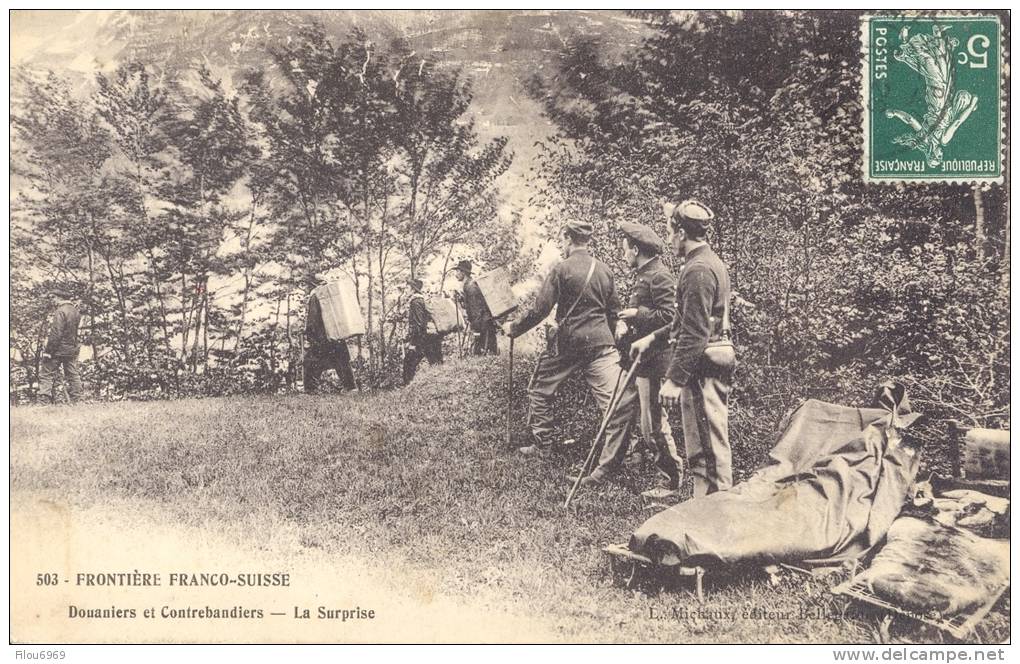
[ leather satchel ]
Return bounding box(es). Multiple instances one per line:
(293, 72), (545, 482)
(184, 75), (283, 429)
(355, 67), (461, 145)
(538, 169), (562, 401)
(702, 294), (736, 371)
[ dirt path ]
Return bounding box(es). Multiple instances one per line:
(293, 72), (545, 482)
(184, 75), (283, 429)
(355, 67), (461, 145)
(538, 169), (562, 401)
(11, 491), (563, 643)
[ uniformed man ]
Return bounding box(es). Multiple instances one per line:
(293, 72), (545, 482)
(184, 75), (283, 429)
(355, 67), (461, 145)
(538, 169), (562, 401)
(303, 277), (357, 394)
(631, 200), (736, 496)
(38, 287), (83, 404)
(616, 221), (685, 493)
(402, 278), (444, 385)
(453, 259), (498, 356)
(501, 220), (637, 486)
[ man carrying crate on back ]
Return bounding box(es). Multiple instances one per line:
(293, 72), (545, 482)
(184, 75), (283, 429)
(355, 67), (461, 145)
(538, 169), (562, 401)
(304, 275), (358, 394)
(453, 259), (499, 356)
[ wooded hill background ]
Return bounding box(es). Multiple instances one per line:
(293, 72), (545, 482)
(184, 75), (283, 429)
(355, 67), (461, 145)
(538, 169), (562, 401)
(10, 10), (1009, 461)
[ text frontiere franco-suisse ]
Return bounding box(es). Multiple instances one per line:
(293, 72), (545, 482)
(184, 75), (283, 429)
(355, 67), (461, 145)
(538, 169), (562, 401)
(74, 572), (291, 587)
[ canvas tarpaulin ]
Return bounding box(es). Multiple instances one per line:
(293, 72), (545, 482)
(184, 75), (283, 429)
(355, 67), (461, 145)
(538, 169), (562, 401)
(629, 384), (922, 567)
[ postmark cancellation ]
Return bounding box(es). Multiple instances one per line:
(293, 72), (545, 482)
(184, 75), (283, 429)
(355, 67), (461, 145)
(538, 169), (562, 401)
(861, 14), (1004, 184)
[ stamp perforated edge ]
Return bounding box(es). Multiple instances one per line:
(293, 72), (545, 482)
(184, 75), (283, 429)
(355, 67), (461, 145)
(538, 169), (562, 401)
(860, 13), (1006, 185)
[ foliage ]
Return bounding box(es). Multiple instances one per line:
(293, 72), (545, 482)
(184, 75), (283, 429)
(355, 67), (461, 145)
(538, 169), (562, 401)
(10, 10), (1010, 466)
(11, 26), (522, 398)
(525, 10), (1010, 469)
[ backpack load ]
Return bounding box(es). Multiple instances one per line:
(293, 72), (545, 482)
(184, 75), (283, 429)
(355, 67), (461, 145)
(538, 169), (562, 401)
(474, 267), (517, 319)
(314, 278), (366, 340)
(426, 296), (464, 335)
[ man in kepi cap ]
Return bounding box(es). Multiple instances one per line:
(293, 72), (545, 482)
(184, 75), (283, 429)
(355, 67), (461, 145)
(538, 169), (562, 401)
(631, 200), (736, 497)
(453, 259), (498, 356)
(502, 219), (637, 487)
(616, 221), (685, 493)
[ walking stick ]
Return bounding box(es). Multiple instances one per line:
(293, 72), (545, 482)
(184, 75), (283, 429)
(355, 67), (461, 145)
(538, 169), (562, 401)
(505, 336), (514, 448)
(564, 351), (642, 509)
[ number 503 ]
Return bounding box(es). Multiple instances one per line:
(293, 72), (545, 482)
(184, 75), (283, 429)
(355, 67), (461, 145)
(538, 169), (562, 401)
(36, 573), (59, 585)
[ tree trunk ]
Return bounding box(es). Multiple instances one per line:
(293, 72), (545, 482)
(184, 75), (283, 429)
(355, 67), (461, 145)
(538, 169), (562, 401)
(438, 242), (455, 293)
(285, 291), (294, 388)
(84, 240), (101, 395)
(143, 249), (174, 351)
(234, 193), (262, 352)
(271, 296), (282, 392)
(202, 288), (210, 371)
(190, 278), (205, 373)
(362, 176), (375, 373)
(378, 196), (390, 368)
(180, 273), (191, 364)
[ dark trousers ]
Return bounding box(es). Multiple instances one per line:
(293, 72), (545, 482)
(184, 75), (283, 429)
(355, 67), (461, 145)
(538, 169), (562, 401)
(471, 324), (499, 356)
(527, 346), (637, 476)
(637, 376), (685, 489)
(402, 335), (444, 385)
(304, 342), (356, 393)
(39, 354), (83, 403)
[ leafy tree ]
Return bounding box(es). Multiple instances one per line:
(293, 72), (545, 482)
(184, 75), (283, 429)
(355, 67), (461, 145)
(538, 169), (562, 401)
(527, 10), (1009, 463)
(11, 69), (115, 392)
(246, 27), (513, 379)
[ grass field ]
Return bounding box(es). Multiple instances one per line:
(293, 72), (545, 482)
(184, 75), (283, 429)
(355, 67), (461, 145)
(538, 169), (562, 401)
(10, 355), (1009, 644)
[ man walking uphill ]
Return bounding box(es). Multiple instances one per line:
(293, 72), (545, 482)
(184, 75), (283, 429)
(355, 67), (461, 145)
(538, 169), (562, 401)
(501, 220), (637, 486)
(453, 259), (498, 356)
(402, 278), (444, 385)
(303, 277), (357, 394)
(632, 200), (736, 497)
(38, 287), (83, 404)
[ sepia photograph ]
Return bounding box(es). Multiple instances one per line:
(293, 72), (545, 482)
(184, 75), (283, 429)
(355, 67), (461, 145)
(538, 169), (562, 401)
(7, 8), (1012, 653)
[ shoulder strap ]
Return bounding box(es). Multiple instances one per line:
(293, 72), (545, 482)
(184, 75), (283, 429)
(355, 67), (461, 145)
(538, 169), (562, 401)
(561, 259), (597, 321)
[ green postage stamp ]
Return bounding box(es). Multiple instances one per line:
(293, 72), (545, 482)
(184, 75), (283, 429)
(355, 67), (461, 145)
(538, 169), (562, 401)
(862, 14), (1003, 183)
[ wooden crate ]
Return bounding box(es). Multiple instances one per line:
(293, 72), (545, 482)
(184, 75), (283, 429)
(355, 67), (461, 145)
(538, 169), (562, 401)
(475, 267), (518, 319)
(314, 278), (365, 340)
(941, 423), (1011, 497)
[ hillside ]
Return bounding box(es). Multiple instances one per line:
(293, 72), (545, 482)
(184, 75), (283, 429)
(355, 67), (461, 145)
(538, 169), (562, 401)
(11, 9), (650, 210)
(10, 355), (1009, 643)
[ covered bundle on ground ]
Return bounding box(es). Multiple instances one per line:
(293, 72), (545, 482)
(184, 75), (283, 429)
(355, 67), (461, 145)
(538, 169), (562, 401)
(629, 383), (922, 567)
(855, 515), (1009, 615)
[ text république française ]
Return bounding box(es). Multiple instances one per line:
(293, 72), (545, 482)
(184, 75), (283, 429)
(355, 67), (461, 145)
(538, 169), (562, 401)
(74, 572), (290, 587)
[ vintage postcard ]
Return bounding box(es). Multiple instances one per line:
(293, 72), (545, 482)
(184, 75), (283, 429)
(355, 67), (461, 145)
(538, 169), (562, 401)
(8, 9), (1011, 654)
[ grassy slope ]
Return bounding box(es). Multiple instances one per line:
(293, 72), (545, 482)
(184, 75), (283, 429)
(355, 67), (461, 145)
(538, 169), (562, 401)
(10, 355), (1009, 644)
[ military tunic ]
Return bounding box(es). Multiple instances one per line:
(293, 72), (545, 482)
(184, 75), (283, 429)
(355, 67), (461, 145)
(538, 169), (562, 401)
(509, 247), (637, 477)
(652, 244), (735, 495)
(624, 256), (684, 488)
(303, 292), (357, 393)
(39, 300), (83, 403)
(402, 294), (444, 385)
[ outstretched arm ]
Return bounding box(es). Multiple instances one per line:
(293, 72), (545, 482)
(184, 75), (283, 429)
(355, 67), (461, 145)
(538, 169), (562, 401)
(885, 109), (923, 133)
